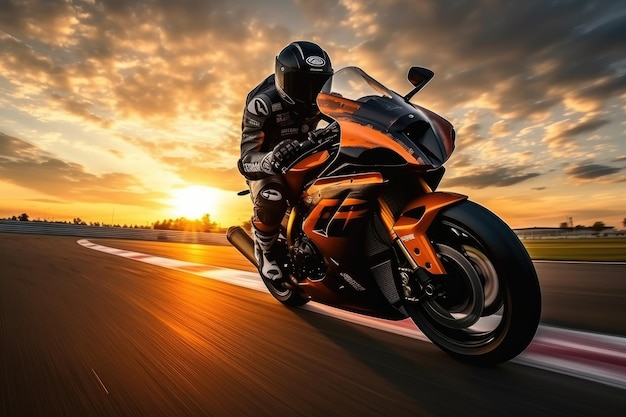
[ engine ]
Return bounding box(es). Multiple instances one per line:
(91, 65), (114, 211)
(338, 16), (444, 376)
(289, 235), (326, 281)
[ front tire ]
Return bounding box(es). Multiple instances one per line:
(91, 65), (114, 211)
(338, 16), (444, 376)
(406, 200), (541, 365)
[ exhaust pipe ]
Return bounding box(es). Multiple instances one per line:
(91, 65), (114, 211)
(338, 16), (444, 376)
(226, 226), (258, 267)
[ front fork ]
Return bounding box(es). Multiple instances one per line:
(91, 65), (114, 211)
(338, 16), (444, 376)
(377, 191), (467, 301)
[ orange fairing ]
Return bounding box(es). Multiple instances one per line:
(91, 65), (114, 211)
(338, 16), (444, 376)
(318, 92), (417, 161)
(284, 151), (331, 194)
(302, 196), (369, 260)
(302, 172), (384, 259)
(305, 172), (384, 204)
(393, 192), (467, 275)
(339, 120), (421, 164)
(291, 149), (330, 174)
(317, 92), (362, 116)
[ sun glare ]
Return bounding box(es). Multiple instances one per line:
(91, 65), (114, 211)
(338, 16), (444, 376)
(169, 186), (221, 220)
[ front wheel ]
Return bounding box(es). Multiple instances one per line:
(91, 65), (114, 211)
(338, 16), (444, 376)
(406, 200), (541, 365)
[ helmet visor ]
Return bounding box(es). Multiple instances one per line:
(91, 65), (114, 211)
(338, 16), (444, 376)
(281, 70), (332, 106)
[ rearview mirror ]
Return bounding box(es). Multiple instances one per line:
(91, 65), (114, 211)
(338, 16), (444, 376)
(408, 66), (434, 87)
(405, 66), (434, 101)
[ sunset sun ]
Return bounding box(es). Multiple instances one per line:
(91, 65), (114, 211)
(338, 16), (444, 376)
(169, 186), (221, 220)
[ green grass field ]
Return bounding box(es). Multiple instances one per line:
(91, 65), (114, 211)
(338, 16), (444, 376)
(520, 238), (626, 262)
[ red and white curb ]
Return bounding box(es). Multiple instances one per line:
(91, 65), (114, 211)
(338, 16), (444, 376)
(78, 239), (626, 390)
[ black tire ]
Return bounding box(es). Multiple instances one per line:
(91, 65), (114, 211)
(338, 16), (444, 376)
(262, 238), (309, 307)
(262, 277), (310, 307)
(406, 200), (541, 365)
(227, 226), (309, 307)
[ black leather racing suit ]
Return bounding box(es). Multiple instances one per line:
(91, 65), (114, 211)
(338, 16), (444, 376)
(238, 74), (323, 232)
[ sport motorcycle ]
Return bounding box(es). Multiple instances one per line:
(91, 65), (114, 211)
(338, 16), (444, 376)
(227, 66), (541, 365)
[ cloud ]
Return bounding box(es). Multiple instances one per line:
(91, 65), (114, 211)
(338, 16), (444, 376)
(0, 0), (284, 127)
(50, 93), (113, 128)
(447, 153), (473, 169)
(543, 116), (612, 150)
(3, 0), (624, 137)
(3, 0), (624, 126)
(0, 133), (166, 207)
(335, 1), (626, 121)
(0, 1), (77, 44)
(443, 165), (541, 189)
(119, 134), (245, 190)
(456, 122), (484, 147)
(489, 120), (512, 138)
(561, 118), (612, 138)
(565, 163), (622, 181)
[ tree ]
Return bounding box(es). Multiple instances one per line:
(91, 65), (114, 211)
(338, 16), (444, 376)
(201, 214), (218, 232)
(559, 222), (568, 228)
(623, 218), (626, 228)
(591, 221), (605, 232)
(17, 213), (29, 221)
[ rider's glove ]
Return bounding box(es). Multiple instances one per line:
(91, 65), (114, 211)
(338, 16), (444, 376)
(261, 139), (301, 174)
(308, 120), (340, 144)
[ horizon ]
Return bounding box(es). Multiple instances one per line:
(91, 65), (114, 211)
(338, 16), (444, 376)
(1, 1), (625, 230)
(2, 211), (624, 232)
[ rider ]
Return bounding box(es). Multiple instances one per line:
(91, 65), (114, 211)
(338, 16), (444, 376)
(237, 41), (339, 283)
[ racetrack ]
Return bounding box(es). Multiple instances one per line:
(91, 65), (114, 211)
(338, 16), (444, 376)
(1, 233), (625, 416)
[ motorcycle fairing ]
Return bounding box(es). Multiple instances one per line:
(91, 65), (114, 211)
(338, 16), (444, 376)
(301, 172), (384, 262)
(284, 150), (333, 200)
(317, 67), (455, 170)
(289, 171), (406, 319)
(393, 192), (468, 275)
(335, 120), (424, 165)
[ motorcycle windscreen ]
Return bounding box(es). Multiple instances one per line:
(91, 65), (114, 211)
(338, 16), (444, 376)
(317, 67), (455, 168)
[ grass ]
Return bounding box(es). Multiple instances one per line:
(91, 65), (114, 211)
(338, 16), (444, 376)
(520, 238), (626, 262)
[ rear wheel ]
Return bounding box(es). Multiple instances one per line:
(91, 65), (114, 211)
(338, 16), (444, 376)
(262, 238), (309, 307)
(406, 200), (541, 365)
(262, 278), (309, 307)
(227, 226), (309, 307)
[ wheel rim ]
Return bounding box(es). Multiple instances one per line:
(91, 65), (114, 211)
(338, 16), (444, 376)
(421, 244), (484, 329)
(264, 277), (292, 298)
(463, 245), (502, 315)
(407, 219), (509, 350)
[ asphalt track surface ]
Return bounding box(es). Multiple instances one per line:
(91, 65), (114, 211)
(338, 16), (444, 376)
(1, 233), (625, 417)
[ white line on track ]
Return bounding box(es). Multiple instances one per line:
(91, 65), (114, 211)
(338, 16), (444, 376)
(78, 239), (626, 390)
(91, 368), (109, 394)
(533, 259), (626, 265)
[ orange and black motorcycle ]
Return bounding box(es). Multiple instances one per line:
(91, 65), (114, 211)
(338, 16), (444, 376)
(227, 66), (541, 365)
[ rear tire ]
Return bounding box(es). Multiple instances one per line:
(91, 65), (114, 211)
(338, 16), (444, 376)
(262, 238), (309, 307)
(227, 226), (309, 307)
(261, 278), (309, 307)
(406, 200), (541, 365)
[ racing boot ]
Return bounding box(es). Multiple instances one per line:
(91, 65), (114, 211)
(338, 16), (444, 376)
(252, 225), (284, 282)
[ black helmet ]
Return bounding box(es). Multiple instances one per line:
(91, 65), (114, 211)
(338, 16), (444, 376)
(275, 41), (333, 113)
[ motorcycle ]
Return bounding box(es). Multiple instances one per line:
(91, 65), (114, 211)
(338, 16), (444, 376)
(227, 66), (541, 365)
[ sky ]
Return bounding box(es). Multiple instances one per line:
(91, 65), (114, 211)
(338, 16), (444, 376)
(1, 0), (625, 230)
